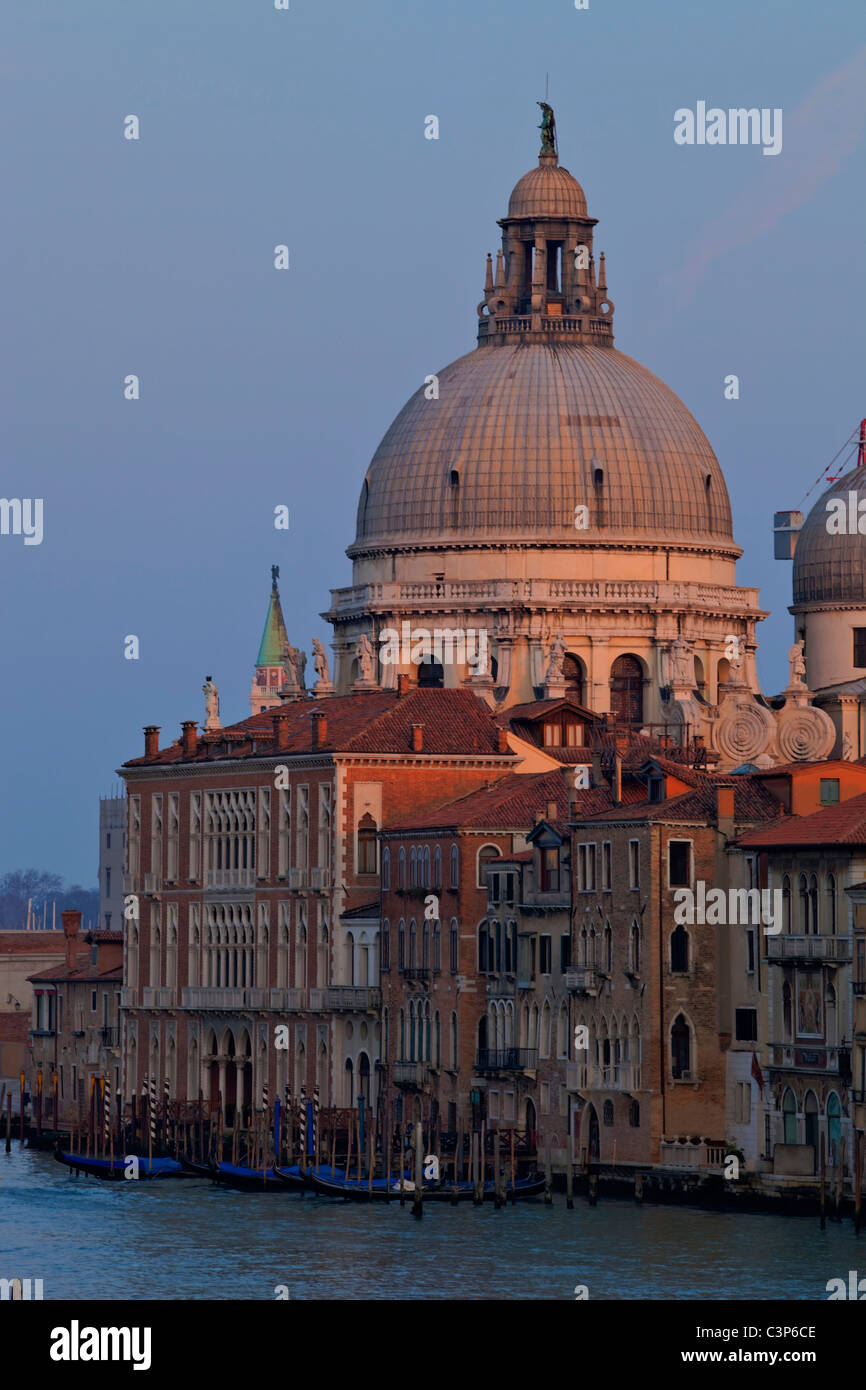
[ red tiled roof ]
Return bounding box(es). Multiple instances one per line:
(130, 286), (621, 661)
(385, 769), (572, 832)
(575, 778), (783, 826)
(28, 959), (123, 984)
(123, 689), (511, 766)
(340, 902), (380, 920)
(737, 791), (866, 848)
(496, 698), (598, 725)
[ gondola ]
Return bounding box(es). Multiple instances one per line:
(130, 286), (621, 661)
(179, 1155), (218, 1178)
(212, 1160), (291, 1192)
(53, 1149), (188, 1181)
(272, 1163), (309, 1192)
(307, 1167), (547, 1202)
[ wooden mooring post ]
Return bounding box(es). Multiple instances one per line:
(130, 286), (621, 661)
(820, 1132), (826, 1230)
(5, 1090), (11, 1153)
(855, 1130), (862, 1235)
(544, 1141), (553, 1205)
(493, 1131), (503, 1209)
(566, 1134), (574, 1210)
(412, 1121), (423, 1218)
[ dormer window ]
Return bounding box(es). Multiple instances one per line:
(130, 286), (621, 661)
(541, 847), (560, 892)
(648, 774), (665, 803)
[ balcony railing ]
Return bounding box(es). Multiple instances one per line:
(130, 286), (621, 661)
(401, 967), (431, 983)
(392, 1061), (431, 1088)
(308, 986), (381, 1012)
(181, 987), (267, 1009)
(853, 981), (866, 997)
(268, 988), (305, 1011)
(659, 1140), (727, 1170)
(566, 967), (601, 994)
(99, 1027), (121, 1048)
(120, 987), (137, 1008)
(205, 868), (255, 890)
(475, 1048), (538, 1072)
(140, 987), (176, 1009)
(765, 935), (852, 962)
(566, 1062), (639, 1091)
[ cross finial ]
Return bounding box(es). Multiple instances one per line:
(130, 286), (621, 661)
(271, 564), (279, 589)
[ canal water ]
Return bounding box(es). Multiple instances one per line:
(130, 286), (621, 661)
(1, 1146), (861, 1300)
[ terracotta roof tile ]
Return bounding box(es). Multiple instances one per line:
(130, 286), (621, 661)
(738, 791), (866, 848)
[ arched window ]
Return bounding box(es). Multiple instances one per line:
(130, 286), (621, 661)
(357, 813), (377, 875)
(557, 1004), (569, 1058)
(449, 918), (458, 973)
(382, 848), (390, 891)
(433, 919), (441, 973)
(540, 1002), (552, 1058)
(450, 844), (459, 888)
(670, 925), (689, 973)
(409, 847), (418, 887)
(398, 847), (406, 889)
(629, 921), (641, 975)
(397, 919), (405, 971)
(423, 846), (431, 888)
(478, 921), (490, 973)
(610, 655), (643, 724)
(798, 874), (809, 932)
(408, 919), (417, 970)
(671, 1013), (691, 1079)
(477, 844), (502, 889)
(563, 653), (586, 705)
(422, 919), (430, 970)
(450, 1012), (458, 1070)
(629, 1099), (640, 1128)
(782, 874), (792, 933)
(399, 1008), (405, 1058)
(382, 918), (390, 971)
(434, 1011), (441, 1068)
(827, 1092), (842, 1165)
(602, 1099), (614, 1127)
(603, 923), (613, 974)
(808, 874), (819, 936)
(804, 1090), (819, 1156)
(433, 845), (442, 888)
(825, 873), (836, 935)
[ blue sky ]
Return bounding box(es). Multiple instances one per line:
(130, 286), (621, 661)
(1, 0), (863, 881)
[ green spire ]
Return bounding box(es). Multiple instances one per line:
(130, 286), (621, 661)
(256, 566), (289, 667)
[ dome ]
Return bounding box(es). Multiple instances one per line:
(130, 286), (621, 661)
(793, 464), (866, 605)
(350, 342), (735, 554)
(507, 159), (588, 219)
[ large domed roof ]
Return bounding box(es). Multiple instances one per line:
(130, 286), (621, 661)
(793, 464), (866, 605)
(507, 160), (588, 219)
(350, 342), (735, 554)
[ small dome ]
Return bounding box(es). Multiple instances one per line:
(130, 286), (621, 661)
(507, 157), (588, 220)
(793, 464), (866, 605)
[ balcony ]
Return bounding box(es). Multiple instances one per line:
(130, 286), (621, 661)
(140, 987), (176, 1009)
(205, 868), (255, 890)
(288, 868), (307, 890)
(120, 987), (138, 1008)
(765, 935), (852, 963)
(853, 981), (866, 997)
(485, 977), (516, 998)
(392, 1061), (431, 1088)
(99, 1027), (121, 1048)
(268, 988), (305, 1011)
(310, 868), (330, 891)
(402, 967), (431, 985)
(566, 1062), (638, 1091)
(313, 986), (381, 1012)
(475, 1048), (538, 1072)
(181, 987), (268, 1010)
(566, 967), (601, 995)
(659, 1140), (727, 1170)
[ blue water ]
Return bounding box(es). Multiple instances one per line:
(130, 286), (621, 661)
(1, 1146), (861, 1300)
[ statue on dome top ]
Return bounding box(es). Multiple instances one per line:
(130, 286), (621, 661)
(537, 101), (557, 155)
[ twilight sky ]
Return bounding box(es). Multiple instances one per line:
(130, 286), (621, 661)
(1, 0), (863, 883)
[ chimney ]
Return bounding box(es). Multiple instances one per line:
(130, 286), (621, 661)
(397, 673), (409, 698)
(273, 711), (290, 750)
(612, 752), (622, 806)
(716, 783), (735, 831)
(181, 721), (197, 757)
(61, 909), (81, 969)
(312, 711), (328, 749)
(534, 810), (544, 824)
(546, 800), (557, 821)
(496, 727), (509, 754)
(144, 726), (160, 758)
(411, 723), (424, 752)
(591, 749), (603, 788)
